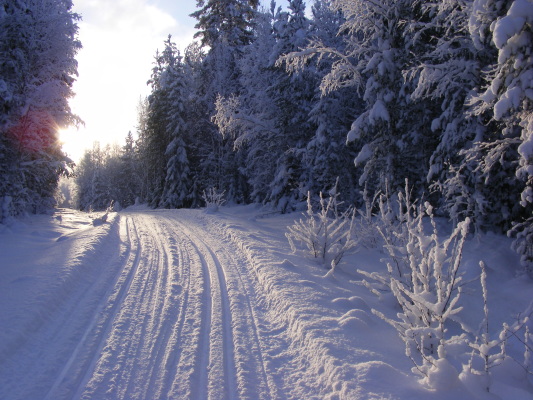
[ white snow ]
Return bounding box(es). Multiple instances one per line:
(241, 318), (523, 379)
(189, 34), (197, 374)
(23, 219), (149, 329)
(0, 206), (532, 399)
(493, 0), (533, 50)
(368, 99), (390, 124)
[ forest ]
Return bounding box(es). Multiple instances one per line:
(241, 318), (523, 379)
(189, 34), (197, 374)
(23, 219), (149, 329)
(1, 0), (532, 274)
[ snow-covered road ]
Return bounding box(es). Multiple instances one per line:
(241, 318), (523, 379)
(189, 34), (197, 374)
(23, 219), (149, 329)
(2, 207), (532, 400)
(1, 210), (297, 399)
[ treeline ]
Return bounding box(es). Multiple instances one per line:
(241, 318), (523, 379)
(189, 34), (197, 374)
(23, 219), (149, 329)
(76, 0), (531, 269)
(0, 0), (81, 221)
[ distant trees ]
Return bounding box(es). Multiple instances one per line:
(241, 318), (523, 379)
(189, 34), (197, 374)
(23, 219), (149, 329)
(74, 137), (142, 212)
(0, 0), (81, 221)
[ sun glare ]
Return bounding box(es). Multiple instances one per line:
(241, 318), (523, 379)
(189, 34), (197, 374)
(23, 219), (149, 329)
(59, 125), (91, 163)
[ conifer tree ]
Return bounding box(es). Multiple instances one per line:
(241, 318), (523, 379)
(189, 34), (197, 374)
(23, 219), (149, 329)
(267, 0), (317, 211)
(191, 0), (260, 203)
(0, 0), (81, 220)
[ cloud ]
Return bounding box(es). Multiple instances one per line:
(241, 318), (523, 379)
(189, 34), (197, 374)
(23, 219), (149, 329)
(63, 0), (196, 161)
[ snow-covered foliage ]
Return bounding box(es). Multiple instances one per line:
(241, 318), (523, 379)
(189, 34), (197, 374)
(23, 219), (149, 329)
(510, 218), (533, 276)
(0, 0), (81, 220)
(353, 187), (533, 393)
(362, 193), (470, 378)
(286, 186), (358, 269)
(202, 186), (226, 212)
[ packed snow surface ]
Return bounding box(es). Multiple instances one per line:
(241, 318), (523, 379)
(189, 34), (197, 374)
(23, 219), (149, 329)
(1, 206), (532, 399)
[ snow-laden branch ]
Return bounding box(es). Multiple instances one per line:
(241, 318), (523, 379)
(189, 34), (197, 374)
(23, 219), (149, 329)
(276, 39), (362, 96)
(213, 94), (280, 149)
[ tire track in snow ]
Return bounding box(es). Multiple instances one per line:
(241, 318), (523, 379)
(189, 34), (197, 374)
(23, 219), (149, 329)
(118, 214), (175, 398)
(174, 219), (238, 400)
(145, 216), (192, 398)
(31, 210), (280, 399)
(170, 212), (275, 400)
(78, 212), (198, 399)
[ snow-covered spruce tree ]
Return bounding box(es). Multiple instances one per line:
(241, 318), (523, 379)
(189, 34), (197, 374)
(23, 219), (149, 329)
(213, 4), (283, 204)
(191, 0), (259, 204)
(468, 0), (533, 271)
(399, 0), (491, 224)
(282, 0), (439, 200)
(432, 0), (515, 233)
(114, 131), (141, 208)
(267, 0), (318, 212)
(0, 0), (81, 219)
(215, 0), (358, 209)
(133, 97), (152, 203)
(178, 42), (208, 208)
(141, 37), (180, 207)
(157, 40), (194, 209)
(301, 0), (360, 205)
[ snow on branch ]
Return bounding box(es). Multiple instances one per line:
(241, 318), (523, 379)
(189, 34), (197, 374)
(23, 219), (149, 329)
(213, 94), (280, 149)
(286, 182), (359, 271)
(276, 39), (361, 96)
(202, 187), (226, 213)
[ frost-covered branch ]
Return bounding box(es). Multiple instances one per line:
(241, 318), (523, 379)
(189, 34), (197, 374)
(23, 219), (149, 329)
(277, 38), (361, 96)
(286, 183), (359, 270)
(202, 187), (226, 213)
(213, 94), (280, 149)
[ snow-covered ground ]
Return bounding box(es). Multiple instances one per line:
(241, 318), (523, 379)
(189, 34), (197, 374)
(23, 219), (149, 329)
(0, 205), (532, 399)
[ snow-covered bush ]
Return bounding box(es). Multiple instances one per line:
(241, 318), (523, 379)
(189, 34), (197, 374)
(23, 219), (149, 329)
(286, 188), (358, 270)
(353, 186), (381, 249)
(373, 206), (469, 377)
(202, 187), (226, 212)
(463, 262), (533, 392)
(92, 200), (114, 226)
(358, 186), (533, 392)
(358, 182), (420, 286)
(510, 218), (533, 277)
(358, 185), (470, 378)
(463, 262), (505, 391)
